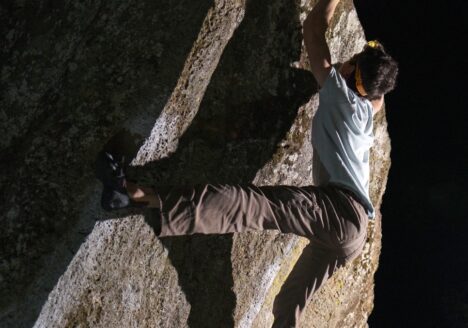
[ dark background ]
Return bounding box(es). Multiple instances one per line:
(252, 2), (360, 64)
(354, 1), (467, 327)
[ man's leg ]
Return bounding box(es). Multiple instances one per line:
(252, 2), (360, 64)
(270, 185), (368, 327)
(272, 237), (365, 327)
(272, 242), (341, 327)
(128, 183), (328, 237)
(127, 182), (366, 239)
(148, 184), (324, 237)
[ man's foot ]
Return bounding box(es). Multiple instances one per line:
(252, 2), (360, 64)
(95, 151), (141, 211)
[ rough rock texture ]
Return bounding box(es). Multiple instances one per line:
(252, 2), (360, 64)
(0, 0), (391, 327)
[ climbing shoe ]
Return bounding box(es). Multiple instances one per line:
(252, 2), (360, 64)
(95, 151), (132, 211)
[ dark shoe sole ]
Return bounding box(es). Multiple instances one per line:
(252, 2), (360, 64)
(101, 186), (131, 212)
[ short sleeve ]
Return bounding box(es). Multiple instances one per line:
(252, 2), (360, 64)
(319, 67), (350, 102)
(317, 66), (373, 131)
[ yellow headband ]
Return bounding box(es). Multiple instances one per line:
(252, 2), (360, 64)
(354, 40), (380, 96)
(355, 66), (367, 96)
(367, 40), (380, 49)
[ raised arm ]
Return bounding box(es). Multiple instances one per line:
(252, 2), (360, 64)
(303, 0), (341, 87)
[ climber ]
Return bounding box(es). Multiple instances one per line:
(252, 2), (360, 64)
(95, 0), (398, 326)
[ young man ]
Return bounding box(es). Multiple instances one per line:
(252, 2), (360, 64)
(95, 0), (398, 326)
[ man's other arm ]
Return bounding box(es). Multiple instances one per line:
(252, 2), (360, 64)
(303, 0), (341, 87)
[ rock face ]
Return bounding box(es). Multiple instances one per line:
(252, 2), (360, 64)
(0, 0), (391, 327)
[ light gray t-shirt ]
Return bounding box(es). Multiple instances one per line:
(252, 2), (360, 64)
(312, 67), (375, 218)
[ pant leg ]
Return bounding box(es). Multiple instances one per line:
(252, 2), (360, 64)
(155, 183), (367, 243)
(272, 236), (366, 328)
(155, 183), (324, 237)
(272, 242), (342, 328)
(270, 186), (368, 327)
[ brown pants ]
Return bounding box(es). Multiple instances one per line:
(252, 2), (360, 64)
(154, 184), (368, 327)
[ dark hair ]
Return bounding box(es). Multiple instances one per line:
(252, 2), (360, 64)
(355, 42), (399, 100)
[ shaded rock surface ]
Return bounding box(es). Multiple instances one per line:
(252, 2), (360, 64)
(0, 0), (391, 327)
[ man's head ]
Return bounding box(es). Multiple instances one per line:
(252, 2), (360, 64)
(341, 41), (399, 101)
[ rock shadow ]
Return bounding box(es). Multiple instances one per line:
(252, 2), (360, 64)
(0, 0), (213, 326)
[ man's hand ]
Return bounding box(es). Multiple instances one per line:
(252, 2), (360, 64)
(303, 0), (341, 86)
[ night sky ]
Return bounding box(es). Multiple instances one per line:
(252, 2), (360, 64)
(354, 1), (467, 327)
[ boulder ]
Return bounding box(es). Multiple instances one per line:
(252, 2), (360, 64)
(0, 0), (390, 327)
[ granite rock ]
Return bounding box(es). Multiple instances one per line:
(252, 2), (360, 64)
(0, 0), (391, 327)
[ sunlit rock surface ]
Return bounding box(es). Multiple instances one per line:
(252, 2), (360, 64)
(0, 0), (390, 327)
